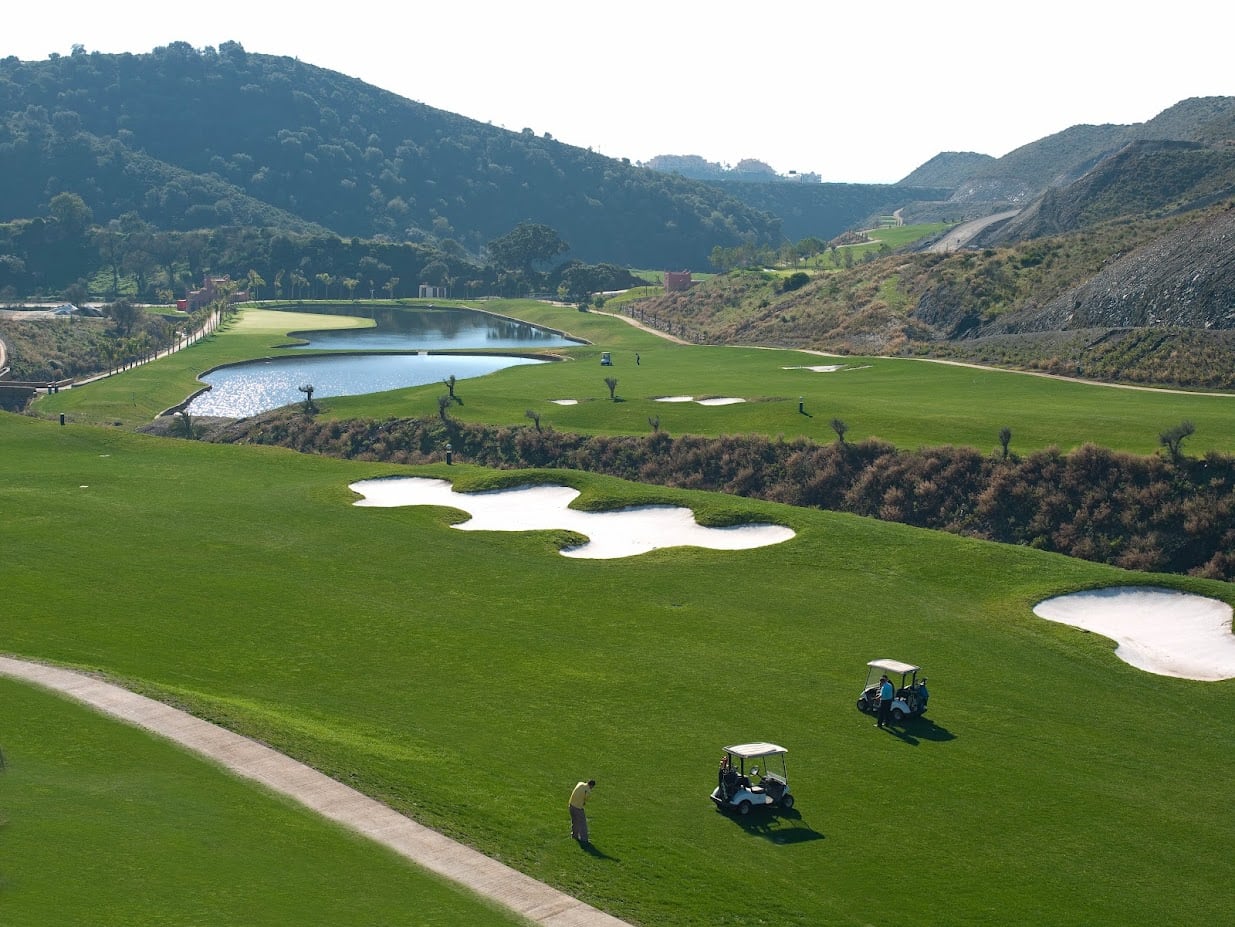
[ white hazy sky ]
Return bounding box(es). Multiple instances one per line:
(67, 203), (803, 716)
(9, 1), (1233, 184)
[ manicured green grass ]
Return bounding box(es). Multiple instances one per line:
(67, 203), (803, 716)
(34, 302), (1235, 456)
(0, 675), (527, 927)
(36, 301), (1235, 456)
(3, 412), (1233, 926)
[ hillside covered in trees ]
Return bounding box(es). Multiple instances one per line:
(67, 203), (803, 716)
(0, 42), (781, 269)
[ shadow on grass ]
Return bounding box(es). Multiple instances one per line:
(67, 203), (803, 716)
(718, 807), (826, 845)
(578, 840), (619, 861)
(883, 716), (957, 746)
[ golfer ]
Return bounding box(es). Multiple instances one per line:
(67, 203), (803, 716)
(568, 778), (595, 843)
(876, 675), (895, 729)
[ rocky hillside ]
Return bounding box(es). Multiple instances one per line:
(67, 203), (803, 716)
(628, 195), (1235, 389)
(980, 201), (1235, 334)
(903, 96), (1235, 224)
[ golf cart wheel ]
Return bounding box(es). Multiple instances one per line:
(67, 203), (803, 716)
(738, 800), (752, 816)
(891, 707), (906, 722)
(856, 698), (869, 712)
(780, 794), (795, 810)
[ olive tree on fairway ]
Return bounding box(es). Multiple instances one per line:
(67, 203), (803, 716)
(999, 426), (1013, 459)
(1159, 420), (1195, 462)
(830, 417), (848, 445)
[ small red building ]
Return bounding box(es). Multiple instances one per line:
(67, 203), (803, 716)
(664, 270), (693, 292)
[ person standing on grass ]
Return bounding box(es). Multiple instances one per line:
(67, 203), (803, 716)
(569, 779), (595, 843)
(876, 675), (895, 729)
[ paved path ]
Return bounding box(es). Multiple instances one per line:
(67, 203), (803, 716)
(926, 210), (1020, 252)
(0, 655), (631, 927)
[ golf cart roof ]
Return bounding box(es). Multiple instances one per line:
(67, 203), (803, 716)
(724, 742), (787, 758)
(867, 659), (920, 675)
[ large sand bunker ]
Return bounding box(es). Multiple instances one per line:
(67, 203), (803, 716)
(653, 396), (746, 405)
(1033, 587), (1235, 681)
(350, 478), (794, 559)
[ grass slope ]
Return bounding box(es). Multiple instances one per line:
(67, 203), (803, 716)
(3, 412), (1233, 926)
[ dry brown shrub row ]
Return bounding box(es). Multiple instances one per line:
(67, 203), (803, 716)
(216, 413), (1235, 580)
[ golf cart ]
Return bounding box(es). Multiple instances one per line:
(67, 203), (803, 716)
(856, 659), (929, 722)
(710, 742), (794, 815)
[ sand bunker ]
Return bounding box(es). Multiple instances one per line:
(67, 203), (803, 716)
(654, 396), (746, 405)
(350, 478), (794, 559)
(550, 399), (578, 405)
(782, 364), (845, 372)
(1033, 587), (1235, 681)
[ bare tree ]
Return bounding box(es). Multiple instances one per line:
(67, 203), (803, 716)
(604, 376), (618, 400)
(648, 415), (660, 433)
(998, 426), (1012, 460)
(830, 417), (848, 445)
(297, 383), (316, 413)
(1159, 420), (1195, 462)
(525, 409), (542, 432)
(437, 394), (453, 422)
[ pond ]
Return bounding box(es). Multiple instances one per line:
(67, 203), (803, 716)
(187, 306), (569, 417)
(188, 353), (546, 418)
(287, 305), (580, 351)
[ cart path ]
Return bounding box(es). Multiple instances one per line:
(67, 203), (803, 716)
(0, 655), (632, 927)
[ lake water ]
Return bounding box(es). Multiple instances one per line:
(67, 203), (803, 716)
(187, 306), (567, 417)
(288, 305), (580, 351)
(189, 353), (546, 417)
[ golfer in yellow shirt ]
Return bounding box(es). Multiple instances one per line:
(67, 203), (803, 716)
(568, 779), (596, 843)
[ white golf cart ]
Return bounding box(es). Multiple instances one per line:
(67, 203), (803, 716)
(710, 742), (795, 815)
(856, 659), (929, 722)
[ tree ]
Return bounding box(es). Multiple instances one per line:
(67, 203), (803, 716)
(604, 376), (618, 400)
(830, 418), (848, 445)
(421, 260), (450, 288)
(48, 191), (93, 235)
(998, 426), (1013, 460)
(93, 222), (126, 297)
(246, 269), (266, 301)
(173, 409), (197, 439)
(1159, 420), (1195, 462)
(437, 394), (452, 422)
(105, 298), (141, 337)
(487, 223), (569, 277)
(443, 374), (458, 401)
(525, 409), (541, 432)
(297, 383), (316, 413)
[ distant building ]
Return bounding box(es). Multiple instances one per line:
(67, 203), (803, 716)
(418, 284), (450, 299)
(664, 270), (693, 293)
(177, 275), (248, 312)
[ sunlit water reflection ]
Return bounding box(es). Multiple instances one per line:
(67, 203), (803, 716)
(188, 353), (544, 417)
